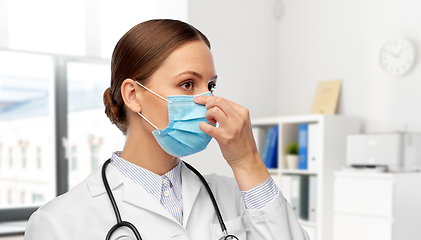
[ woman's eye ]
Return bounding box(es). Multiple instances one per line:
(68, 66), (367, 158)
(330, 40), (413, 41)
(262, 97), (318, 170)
(208, 82), (216, 92)
(180, 81), (194, 90)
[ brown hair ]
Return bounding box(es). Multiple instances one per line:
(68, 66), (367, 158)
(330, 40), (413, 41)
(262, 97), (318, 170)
(103, 19), (210, 135)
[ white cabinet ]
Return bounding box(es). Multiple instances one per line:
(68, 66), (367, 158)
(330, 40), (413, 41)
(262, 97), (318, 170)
(334, 214), (393, 240)
(333, 172), (421, 240)
(252, 114), (360, 240)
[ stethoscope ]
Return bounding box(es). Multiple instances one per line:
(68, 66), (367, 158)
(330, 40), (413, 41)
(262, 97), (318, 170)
(101, 159), (239, 240)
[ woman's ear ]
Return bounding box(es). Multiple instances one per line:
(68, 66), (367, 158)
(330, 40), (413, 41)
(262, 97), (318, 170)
(121, 79), (142, 113)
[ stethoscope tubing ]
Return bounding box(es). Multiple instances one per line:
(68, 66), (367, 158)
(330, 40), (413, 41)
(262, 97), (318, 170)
(102, 159), (122, 223)
(101, 158), (238, 240)
(182, 161), (227, 233)
(102, 159), (143, 240)
(183, 161), (238, 240)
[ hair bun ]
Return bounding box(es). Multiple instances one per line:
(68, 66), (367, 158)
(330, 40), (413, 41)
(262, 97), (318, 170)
(104, 86), (128, 134)
(103, 87), (121, 126)
(103, 87), (114, 117)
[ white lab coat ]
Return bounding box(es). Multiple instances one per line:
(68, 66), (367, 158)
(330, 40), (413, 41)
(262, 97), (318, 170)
(25, 162), (309, 240)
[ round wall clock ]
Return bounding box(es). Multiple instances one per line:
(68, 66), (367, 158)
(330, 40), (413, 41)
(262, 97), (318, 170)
(379, 38), (416, 77)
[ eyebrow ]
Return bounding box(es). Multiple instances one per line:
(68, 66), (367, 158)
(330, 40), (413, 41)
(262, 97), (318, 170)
(176, 71), (218, 81)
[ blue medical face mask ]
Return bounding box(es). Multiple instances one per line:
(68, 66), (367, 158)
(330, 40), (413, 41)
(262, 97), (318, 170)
(136, 82), (214, 157)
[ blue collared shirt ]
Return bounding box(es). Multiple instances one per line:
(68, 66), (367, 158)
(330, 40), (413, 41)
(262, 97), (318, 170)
(110, 152), (278, 225)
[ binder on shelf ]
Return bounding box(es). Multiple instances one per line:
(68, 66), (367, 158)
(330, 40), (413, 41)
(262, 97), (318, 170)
(291, 175), (300, 217)
(291, 175), (309, 220)
(281, 175), (292, 203)
(298, 124), (308, 170)
(309, 175), (317, 222)
(299, 175), (309, 220)
(260, 126), (274, 166)
(307, 123), (319, 171)
(265, 125), (278, 169)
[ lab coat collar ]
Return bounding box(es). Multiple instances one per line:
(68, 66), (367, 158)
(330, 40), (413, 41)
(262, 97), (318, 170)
(180, 161), (202, 227)
(122, 173), (179, 223)
(85, 163), (178, 224)
(86, 162), (124, 197)
(85, 161), (204, 228)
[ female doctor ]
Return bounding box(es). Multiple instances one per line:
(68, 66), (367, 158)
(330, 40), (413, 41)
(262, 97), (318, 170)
(25, 19), (309, 240)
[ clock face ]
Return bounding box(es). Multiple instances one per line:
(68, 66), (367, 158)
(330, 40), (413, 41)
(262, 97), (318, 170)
(379, 38), (415, 76)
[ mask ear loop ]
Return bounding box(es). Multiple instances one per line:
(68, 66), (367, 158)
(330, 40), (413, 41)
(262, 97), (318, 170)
(135, 81), (172, 104)
(138, 112), (161, 134)
(135, 81), (173, 135)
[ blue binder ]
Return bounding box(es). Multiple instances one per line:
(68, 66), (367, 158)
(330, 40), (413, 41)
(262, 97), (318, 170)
(265, 125), (278, 169)
(260, 126), (274, 166)
(298, 124), (308, 170)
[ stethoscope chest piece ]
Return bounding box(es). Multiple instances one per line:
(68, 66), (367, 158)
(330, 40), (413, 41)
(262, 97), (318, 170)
(219, 233), (239, 240)
(113, 236), (135, 240)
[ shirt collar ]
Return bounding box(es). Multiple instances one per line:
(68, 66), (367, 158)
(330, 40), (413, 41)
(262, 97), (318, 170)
(110, 151), (182, 202)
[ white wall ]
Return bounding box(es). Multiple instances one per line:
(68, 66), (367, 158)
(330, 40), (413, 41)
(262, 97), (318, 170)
(365, 0), (421, 133)
(278, 0), (421, 133)
(183, 0), (281, 176)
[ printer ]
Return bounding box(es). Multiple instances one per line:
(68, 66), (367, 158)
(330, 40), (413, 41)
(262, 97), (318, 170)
(347, 133), (421, 172)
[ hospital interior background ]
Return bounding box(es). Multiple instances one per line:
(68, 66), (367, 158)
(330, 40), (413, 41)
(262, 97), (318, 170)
(2, 0), (421, 240)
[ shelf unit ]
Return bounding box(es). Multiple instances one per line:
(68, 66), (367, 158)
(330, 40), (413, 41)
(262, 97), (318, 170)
(251, 114), (360, 240)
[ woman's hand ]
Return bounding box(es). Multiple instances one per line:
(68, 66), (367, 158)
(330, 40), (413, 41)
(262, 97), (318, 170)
(194, 95), (270, 191)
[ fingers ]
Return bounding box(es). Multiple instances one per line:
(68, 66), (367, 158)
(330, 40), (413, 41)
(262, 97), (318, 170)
(199, 121), (218, 138)
(195, 95), (251, 145)
(195, 95), (230, 138)
(194, 95), (251, 129)
(194, 95), (239, 121)
(204, 104), (228, 126)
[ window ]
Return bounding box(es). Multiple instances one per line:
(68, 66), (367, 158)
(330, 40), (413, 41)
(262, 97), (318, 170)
(32, 194), (44, 204)
(8, 147), (13, 168)
(21, 192), (26, 204)
(7, 190), (12, 204)
(8, 0), (85, 56)
(71, 146), (78, 171)
(0, 0), (188, 224)
(0, 50), (55, 210)
(67, 61), (125, 190)
(91, 145), (99, 171)
(6, 0), (187, 59)
(36, 146), (42, 170)
(21, 146), (27, 169)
